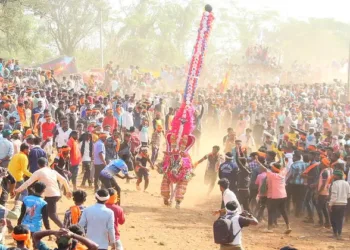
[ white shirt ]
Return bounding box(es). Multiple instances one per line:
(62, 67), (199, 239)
(81, 141), (91, 162)
(238, 133), (255, 149)
(56, 127), (72, 147)
(16, 166), (70, 197)
(223, 189), (242, 214)
(121, 111), (134, 130)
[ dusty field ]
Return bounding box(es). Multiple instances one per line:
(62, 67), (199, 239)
(4, 127), (350, 249)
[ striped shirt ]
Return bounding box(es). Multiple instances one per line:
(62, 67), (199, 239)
(287, 160), (309, 185)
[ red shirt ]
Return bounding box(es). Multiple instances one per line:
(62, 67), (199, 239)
(106, 203), (125, 240)
(102, 116), (118, 133)
(41, 122), (55, 140)
(67, 137), (82, 166)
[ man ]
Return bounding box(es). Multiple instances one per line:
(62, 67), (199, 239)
(219, 152), (239, 194)
(79, 189), (116, 250)
(301, 151), (320, 223)
(255, 158), (291, 234)
(121, 107), (134, 131)
(34, 228), (98, 250)
(0, 129), (14, 169)
(329, 170), (350, 240)
(93, 132), (108, 191)
(16, 157), (72, 229)
(11, 130), (21, 154)
(213, 178), (241, 216)
(103, 109), (118, 134)
(217, 200), (258, 250)
(55, 100), (66, 123)
(8, 143), (32, 204)
(67, 131), (82, 191)
(99, 159), (134, 205)
(54, 119), (72, 148)
(238, 128), (255, 154)
(194, 145), (223, 195)
(286, 151), (308, 217)
(135, 147), (154, 192)
(29, 137), (47, 173)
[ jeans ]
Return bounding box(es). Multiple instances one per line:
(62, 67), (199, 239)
(330, 205), (346, 235)
(99, 175), (121, 205)
(257, 196), (267, 221)
(81, 161), (92, 186)
(15, 180), (28, 201)
(151, 147), (159, 164)
(267, 198), (289, 227)
(69, 165), (79, 186)
(44, 196), (63, 228)
(289, 184), (306, 217)
(304, 186), (316, 220)
(94, 164), (105, 191)
(238, 189), (250, 212)
(316, 195), (330, 225)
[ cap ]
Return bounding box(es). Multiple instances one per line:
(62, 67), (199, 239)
(1, 129), (12, 137)
(12, 130), (21, 135)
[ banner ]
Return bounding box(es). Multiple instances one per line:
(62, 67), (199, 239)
(38, 56), (78, 76)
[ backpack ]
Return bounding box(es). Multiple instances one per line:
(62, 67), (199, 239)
(213, 214), (241, 244)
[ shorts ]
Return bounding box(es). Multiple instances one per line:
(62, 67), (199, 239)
(136, 167), (149, 179)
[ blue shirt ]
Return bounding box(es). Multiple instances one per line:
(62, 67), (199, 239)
(79, 203), (115, 249)
(0, 135), (14, 161)
(22, 195), (47, 232)
(0, 244), (6, 250)
(29, 146), (47, 173)
(100, 159), (128, 178)
(287, 160), (309, 185)
(93, 139), (106, 165)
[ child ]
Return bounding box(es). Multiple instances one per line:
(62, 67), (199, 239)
(17, 182), (50, 236)
(63, 190), (87, 228)
(105, 188), (125, 250)
(151, 125), (164, 164)
(135, 147), (154, 191)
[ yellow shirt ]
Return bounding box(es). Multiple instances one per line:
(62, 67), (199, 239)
(8, 152), (32, 182)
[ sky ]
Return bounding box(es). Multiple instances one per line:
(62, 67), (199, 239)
(237, 0), (350, 22)
(113, 0), (350, 22)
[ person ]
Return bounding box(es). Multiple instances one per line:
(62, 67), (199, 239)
(218, 153), (239, 194)
(235, 151), (252, 212)
(52, 146), (71, 180)
(79, 132), (93, 187)
(286, 151), (308, 217)
(33, 228), (99, 250)
(15, 157), (72, 229)
(315, 157), (332, 228)
(135, 147), (154, 191)
(103, 109), (118, 133)
(93, 132), (108, 191)
(63, 190), (87, 228)
(17, 182), (50, 236)
(105, 188), (125, 250)
(11, 130), (21, 154)
(28, 137), (47, 173)
(194, 145), (223, 195)
(219, 200), (258, 250)
(54, 118), (72, 148)
(328, 170), (350, 240)
(79, 189), (116, 250)
(8, 143), (32, 203)
(238, 128), (255, 154)
(67, 131), (82, 191)
(11, 224), (32, 250)
(255, 158), (291, 234)
(150, 124), (164, 164)
(0, 129), (14, 169)
(213, 178), (241, 216)
(99, 159), (134, 205)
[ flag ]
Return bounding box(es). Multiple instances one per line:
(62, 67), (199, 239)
(220, 71), (230, 92)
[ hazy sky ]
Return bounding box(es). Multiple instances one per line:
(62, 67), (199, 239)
(238, 0), (350, 21)
(114, 0), (350, 22)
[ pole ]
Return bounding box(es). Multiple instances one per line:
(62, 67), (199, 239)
(100, 8), (104, 68)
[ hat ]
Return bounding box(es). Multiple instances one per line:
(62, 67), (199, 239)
(12, 130), (21, 135)
(1, 130), (12, 138)
(333, 170), (343, 179)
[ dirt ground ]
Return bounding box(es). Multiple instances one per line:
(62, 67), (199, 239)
(4, 128), (350, 250)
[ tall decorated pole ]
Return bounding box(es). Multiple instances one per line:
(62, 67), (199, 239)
(161, 5), (214, 208)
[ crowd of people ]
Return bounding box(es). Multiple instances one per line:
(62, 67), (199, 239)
(0, 55), (350, 249)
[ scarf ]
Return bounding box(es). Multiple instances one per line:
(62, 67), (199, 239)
(70, 205), (82, 225)
(106, 193), (119, 205)
(12, 233), (32, 249)
(17, 106), (26, 123)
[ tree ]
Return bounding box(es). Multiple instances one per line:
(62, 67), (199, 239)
(29, 0), (108, 56)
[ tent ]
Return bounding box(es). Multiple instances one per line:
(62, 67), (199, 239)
(37, 56), (78, 76)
